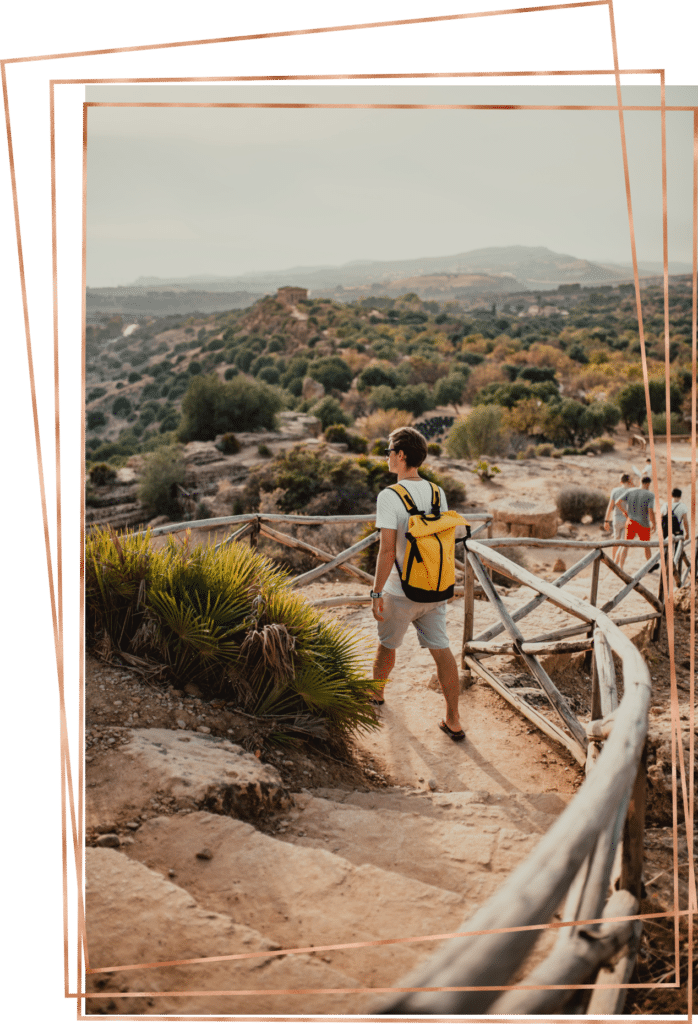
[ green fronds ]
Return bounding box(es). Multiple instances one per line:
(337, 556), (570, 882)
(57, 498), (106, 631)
(85, 526), (379, 736)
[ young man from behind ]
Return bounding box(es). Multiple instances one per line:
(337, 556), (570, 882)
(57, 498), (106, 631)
(370, 426), (464, 741)
(616, 476), (657, 568)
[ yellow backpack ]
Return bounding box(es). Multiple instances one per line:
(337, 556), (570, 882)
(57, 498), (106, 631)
(390, 482), (470, 603)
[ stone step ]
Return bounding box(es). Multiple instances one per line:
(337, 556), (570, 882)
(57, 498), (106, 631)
(85, 847), (362, 1016)
(87, 728), (291, 833)
(279, 787), (566, 905)
(124, 810), (474, 994)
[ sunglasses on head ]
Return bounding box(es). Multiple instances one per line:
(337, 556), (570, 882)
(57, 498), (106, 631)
(384, 447), (401, 456)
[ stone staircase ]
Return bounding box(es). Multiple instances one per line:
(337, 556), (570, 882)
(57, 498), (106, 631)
(85, 735), (564, 1016)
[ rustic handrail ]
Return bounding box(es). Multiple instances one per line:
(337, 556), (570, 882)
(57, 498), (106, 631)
(376, 539), (651, 1016)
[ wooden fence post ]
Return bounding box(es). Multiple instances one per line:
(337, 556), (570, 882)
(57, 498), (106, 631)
(651, 573), (664, 643)
(586, 554), (600, 675)
(249, 517), (260, 550)
(461, 558), (475, 671)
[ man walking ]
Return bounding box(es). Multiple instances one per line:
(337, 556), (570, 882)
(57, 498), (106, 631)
(603, 472), (632, 567)
(616, 476), (657, 568)
(370, 426), (464, 741)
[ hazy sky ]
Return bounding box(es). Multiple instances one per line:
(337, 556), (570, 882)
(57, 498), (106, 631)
(85, 84), (697, 286)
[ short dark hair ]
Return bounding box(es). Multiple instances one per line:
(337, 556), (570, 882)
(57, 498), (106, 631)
(389, 426), (428, 468)
(672, 488), (682, 498)
(620, 473), (630, 483)
(641, 476), (651, 484)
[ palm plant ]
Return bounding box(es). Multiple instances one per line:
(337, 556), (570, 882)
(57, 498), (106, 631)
(84, 527), (379, 737)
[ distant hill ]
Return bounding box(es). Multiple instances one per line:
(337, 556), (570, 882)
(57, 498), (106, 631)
(90, 246), (684, 316)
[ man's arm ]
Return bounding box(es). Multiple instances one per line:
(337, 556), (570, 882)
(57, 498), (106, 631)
(603, 494), (615, 531)
(648, 506), (656, 532)
(372, 528), (396, 622)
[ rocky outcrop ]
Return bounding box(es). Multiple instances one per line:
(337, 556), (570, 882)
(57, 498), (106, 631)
(490, 497), (558, 539)
(86, 729), (288, 831)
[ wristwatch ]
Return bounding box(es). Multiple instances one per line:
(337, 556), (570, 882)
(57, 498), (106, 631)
(370, 590), (382, 599)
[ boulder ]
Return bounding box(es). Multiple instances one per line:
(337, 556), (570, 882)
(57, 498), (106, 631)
(120, 729), (292, 819)
(490, 497), (558, 539)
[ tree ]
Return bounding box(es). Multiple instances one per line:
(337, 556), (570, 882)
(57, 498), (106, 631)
(87, 410), (106, 430)
(433, 371), (469, 413)
(445, 406), (509, 459)
(112, 395), (132, 418)
(177, 374), (282, 441)
(311, 396), (352, 431)
(307, 355), (354, 392)
(137, 445), (186, 519)
(518, 365), (557, 384)
(356, 364), (398, 391)
(615, 382), (647, 429)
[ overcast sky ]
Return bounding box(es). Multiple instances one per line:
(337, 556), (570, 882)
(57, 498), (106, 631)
(85, 84), (697, 286)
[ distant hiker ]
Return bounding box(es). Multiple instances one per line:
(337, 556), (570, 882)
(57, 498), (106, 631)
(603, 472), (632, 567)
(370, 426), (466, 742)
(616, 476), (657, 568)
(660, 488), (690, 543)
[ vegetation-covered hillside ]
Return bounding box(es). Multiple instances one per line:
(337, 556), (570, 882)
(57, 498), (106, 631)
(85, 278), (694, 467)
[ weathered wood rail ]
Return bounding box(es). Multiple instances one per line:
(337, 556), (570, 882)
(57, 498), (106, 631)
(120, 507), (691, 1013)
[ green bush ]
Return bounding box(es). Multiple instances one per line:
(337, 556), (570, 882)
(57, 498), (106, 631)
(188, 360), (202, 375)
(88, 387), (107, 402)
(245, 446), (465, 516)
(224, 366), (238, 381)
(356, 364), (398, 391)
(646, 411), (690, 435)
(370, 382), (434, 417)
(112, 396), (132, 418)
(137, 445), (186, 519)
(311, 396), (352, 431)
(87, 410), (106, 430)
(89, 462), (117, 486)
(307, 355), (354, 392)
(427, 441), (442, 456)
(556, 486), (608, 523)
(178, 374), (283, 441)
(534, 443), (554, 457)
(84, 528), (378, 736)
(258, 443), (272, 457)
(445, 406), (509, 459)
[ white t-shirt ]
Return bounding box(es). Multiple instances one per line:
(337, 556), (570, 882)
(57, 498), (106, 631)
(660, 500), (690, 535)
(375, 479), (448, 597)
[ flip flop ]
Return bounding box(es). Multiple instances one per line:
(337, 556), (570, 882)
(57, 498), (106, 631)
(439, 720), (465, 742)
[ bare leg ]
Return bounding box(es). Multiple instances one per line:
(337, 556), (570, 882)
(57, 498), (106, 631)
(429, 646), (462, 733)
(372, 644), (395, 701)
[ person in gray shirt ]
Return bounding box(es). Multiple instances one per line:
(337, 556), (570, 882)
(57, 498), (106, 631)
(603, 472), (631, 567)
(616, 477), (657, 568)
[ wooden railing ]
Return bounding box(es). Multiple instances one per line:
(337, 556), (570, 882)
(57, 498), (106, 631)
(125, 509), (692, 1014)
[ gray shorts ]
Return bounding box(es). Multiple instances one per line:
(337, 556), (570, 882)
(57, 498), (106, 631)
(377, 593), (450, 650)
(612, 517), (626, 539)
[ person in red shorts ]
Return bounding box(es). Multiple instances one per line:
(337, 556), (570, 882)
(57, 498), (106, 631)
(616, 476), (657, 568)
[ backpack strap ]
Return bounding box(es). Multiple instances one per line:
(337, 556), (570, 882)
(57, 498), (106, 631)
(389, 483), (420, 515)
(428, 481), (440, 516)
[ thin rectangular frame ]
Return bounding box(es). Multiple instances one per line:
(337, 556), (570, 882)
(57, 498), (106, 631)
(1, 2), (691, 1015)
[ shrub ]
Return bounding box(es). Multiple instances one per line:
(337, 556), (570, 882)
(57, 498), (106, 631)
(178, 374), (283, 441)
(194, 499), (212, 519)
(518, 366), (557, 384)
(112, 396), (132, 418)
(311, 396), (352, 431)
(433, 371), (469, 411)
(427, 441), (442, 456)
(84, 528), (378, 735)
(370, 382), (434, 417)
(445, 406), (509, 460)
(595, 436), (616, 452)
(556, 486), (608, 523)
(360, 409), (414, 441)
(258, 366), (280, 386)
(307, 355), (354, 392)
(646, 411), (690, 435)
(137, 445), (186, 519)
(88, 387), (107, 402)
(87, 410), (106, 430)
(188, 360), (202, 375)
(534, 443), (554, 457)
(217, 432), (241, 455)
(356, 364), (398, 391)
(224, 367), (238, 381)
(258, 443), (272, 457)
(89, 462), (117, 486)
